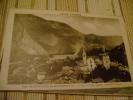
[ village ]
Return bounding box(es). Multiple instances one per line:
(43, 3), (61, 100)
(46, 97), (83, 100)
(8, 47), (131, 84)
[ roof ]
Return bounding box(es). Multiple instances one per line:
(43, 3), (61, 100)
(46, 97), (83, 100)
(37, 72), (46, 75)
(52, 74), (77, 80)
(45, 76), (52, 80)
(87, 56), (100, 59)
(99, 53), (109, 56)
(53, 55), (74, 57)
(91, 78), (104, 83)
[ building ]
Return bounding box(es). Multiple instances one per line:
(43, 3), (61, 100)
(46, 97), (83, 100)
(62, 66), (70, 71)
(82, 48), (110, 72)
(82, 48), (87, 65)
(100, 53), (110, 70)
(87, 57), (97, 71)
(79, 66), (89, 71)
(47, 54), (78, 63)
(53, 55), (77, 60)
(91, 78), (104, 83)
(37, 72), (46, 82)
(82, 48), (98, 72)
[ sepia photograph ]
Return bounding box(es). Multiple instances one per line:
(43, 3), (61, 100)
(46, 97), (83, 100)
(0, 9), (133, 90)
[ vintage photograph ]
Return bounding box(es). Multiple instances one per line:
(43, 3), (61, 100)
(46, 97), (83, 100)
(7, 12), (132, 85)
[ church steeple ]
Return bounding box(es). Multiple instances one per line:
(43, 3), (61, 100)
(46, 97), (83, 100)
(102, 46), (106, 53)
(82, 47), (87, 65)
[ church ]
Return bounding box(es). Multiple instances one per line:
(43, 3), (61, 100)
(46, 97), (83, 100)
(82, 48), (110, 72)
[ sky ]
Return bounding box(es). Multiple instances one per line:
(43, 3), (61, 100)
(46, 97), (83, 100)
(34, 14), (122, 36)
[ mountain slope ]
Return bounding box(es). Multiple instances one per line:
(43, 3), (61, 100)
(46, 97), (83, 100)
(10, 14), (124, 62)
(85, 34), (123, 51)
(10, 14), (85, 62)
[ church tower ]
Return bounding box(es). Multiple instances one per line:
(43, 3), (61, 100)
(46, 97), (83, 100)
(82, 48), (87, 65)
(101, 53), (110, 70)
(101, 46), (110, 69)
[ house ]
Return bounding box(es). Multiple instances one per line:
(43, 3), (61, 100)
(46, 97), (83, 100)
(107, 78), (119, 82)
(57, 71), (63, 76)
(42, 76), (52, 84)
(87, 57), (97, 71)
(53, 54), (76, 60)
(26, 64), (36, 74)
(13, 67), (24, 75)
(76, 60), (84, 67)
(37, 72), (46, 82)
(91, 78), (104, 83)
(51, 74), (77, 84)
(69, 69), (74, 73)
(62, 66), (70, 71)
(79, 66), (88, 71)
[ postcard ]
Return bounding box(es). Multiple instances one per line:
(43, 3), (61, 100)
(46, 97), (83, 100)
(0, 9), (133, 90)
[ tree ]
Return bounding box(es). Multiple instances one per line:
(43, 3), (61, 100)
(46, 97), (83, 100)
(91, 65), (107, 79)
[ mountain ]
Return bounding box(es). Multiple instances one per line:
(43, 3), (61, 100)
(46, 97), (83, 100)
(10, 14), (124, 62)
(85, 33), (123, 51)
(109, 43), (128, 65)
(10, 14), (85, 62)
